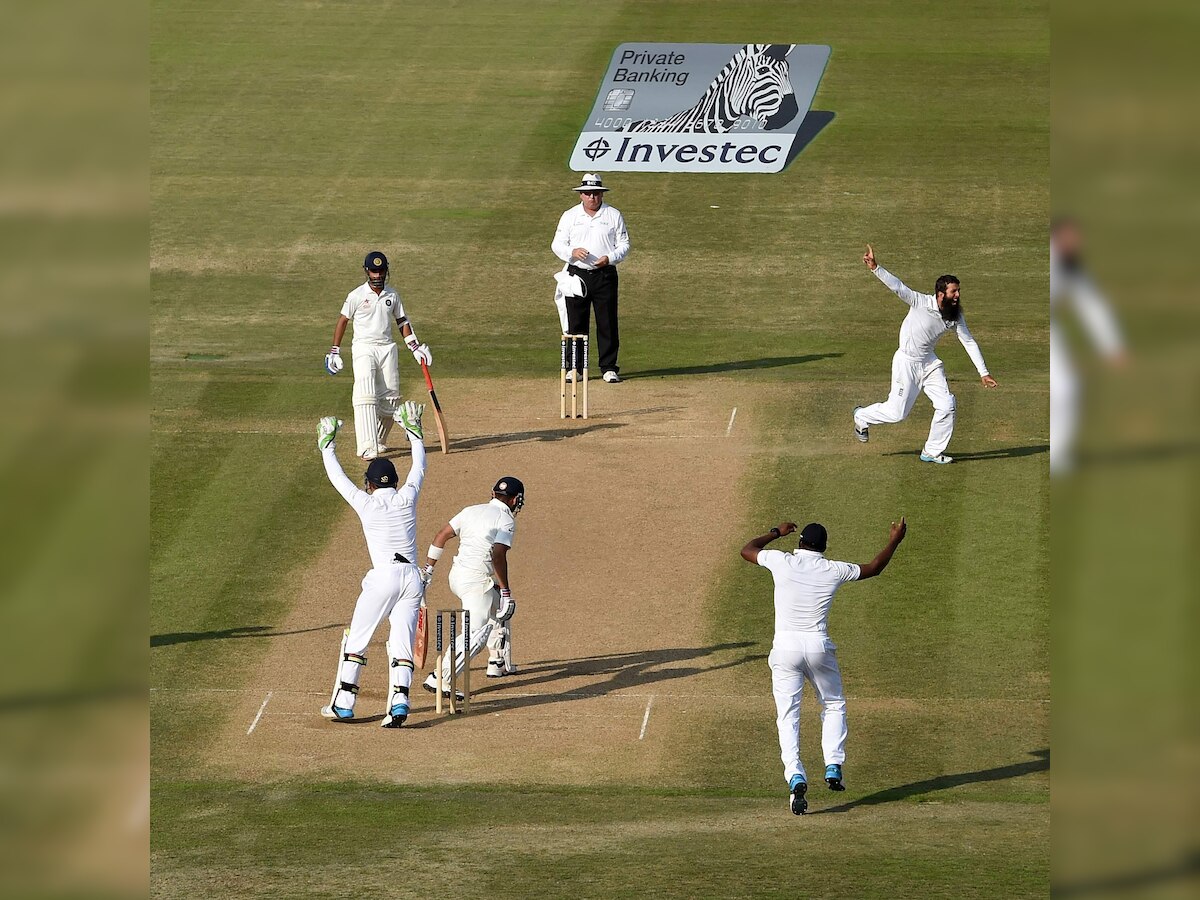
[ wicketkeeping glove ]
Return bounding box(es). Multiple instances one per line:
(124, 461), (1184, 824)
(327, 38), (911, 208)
(497, 589), (516, 623)
(398, 400), (425, 440)
(324, 346), (343, 375)
(404, 334), (433, 366)
(317, 416), (342, 450)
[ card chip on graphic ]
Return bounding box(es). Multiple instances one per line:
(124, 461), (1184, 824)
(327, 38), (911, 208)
(603, 89), (634, 111)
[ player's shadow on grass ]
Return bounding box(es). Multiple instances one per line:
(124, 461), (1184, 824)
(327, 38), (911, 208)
(405, 642), (765, 728)
(150, 623), (342, 647)
(432, 422), (623, 453)
(624, 353), (842, 380)
(809, 748), (1049, 815)
(880, 443), (1048, 462)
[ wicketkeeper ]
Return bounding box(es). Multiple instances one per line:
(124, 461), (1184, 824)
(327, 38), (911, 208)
(421, 477), (524, 695)
(324, 251), (434, 460)
(318, 402), (427, 728)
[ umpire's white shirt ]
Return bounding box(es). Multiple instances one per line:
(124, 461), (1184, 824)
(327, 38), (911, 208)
(321, 443), (425, 568)
(551, 203), (631, 271)
(448, 499), (516, 577)
(341, 282), (407, 347)
(874, 266), (989, 376)
(757, 549), (860, 636)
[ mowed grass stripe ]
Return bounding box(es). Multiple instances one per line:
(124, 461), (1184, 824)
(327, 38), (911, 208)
(152, 780), (1047, 899)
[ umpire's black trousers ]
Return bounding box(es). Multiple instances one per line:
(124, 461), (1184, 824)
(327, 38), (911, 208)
(566, 264), (620, 375)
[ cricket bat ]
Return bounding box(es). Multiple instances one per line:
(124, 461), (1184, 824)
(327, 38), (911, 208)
(420, 360), (450, 454)
(414, 604), (428, 668)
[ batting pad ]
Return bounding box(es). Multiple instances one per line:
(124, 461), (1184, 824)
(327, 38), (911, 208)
(354, 404), (381, 458)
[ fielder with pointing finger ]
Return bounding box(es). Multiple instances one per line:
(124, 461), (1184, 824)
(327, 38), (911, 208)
(854, 245), (998, 464)
(741, 516), (907, 815)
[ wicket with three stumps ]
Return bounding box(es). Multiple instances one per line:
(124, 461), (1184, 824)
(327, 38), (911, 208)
(560, 333), (589, 419)
(434, 608), (470, 714)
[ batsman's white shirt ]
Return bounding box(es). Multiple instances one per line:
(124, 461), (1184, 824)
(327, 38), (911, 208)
(448, 499), (516, 577)
(551, 203), (630, 270)
(341, 282), (407, 347)
(874, 266), (989, 376)
(757, 549), (860, 635)
(321, 442), (425, 568)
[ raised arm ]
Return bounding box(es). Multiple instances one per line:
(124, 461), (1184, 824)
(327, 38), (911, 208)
(395, 402), (427, 505)
(864, 244), (922, 308)
(856, 517), (907, 580)
(317, 419), (368, 512)
(740, 522), (797, 564)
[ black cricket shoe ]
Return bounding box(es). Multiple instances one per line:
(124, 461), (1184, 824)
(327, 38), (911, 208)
(825, 764), (845, 791)
(789, 776), (808, 815)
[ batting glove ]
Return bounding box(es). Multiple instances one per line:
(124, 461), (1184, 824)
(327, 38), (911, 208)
(317, 416), (342, 450)
(497, 589), (516, 623)
(405, 334), (433, 366)
(324, 346), (343, 375)
(420, 564), (434, 586)
(398, 400), (425, 441)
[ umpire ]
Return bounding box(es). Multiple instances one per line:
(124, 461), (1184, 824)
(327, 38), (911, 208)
(551, 173), (631, 383)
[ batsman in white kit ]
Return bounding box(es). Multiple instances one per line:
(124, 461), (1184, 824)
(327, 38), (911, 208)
(317, 402), (427, 727)
(420, 477), (524, 695)
(853, 245), (998, 464)
(741, 517), (907, 815)
(324, 251), (434, 461)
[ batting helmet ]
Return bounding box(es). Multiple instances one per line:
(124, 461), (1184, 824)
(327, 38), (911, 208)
(365, 457), (399, 488)
(363, 251), (389, 271)
(492, 476), (525, 512)
(363, 251), (389, 290)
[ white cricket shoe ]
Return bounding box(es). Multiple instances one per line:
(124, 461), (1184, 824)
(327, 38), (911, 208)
(602, 370), (621, 383)
(919, 452), (954, 465)
(853, 407), (869, 443)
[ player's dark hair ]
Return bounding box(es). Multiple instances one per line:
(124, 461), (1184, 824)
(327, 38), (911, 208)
(935, 275), (959, 297)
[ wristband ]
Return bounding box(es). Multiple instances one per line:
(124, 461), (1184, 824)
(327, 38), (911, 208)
(426, 545), (443, 561)
(405, 333), (420, 350)
(500, 588), (511, 597)
(329, 346), (340, 354)
(769, 527), (781, 537)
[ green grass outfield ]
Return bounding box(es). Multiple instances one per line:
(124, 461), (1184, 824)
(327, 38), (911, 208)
(152, 1), (1048, 896)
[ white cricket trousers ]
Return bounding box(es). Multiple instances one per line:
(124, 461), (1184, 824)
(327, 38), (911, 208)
(769, 631), (847, 786)
(856, 350), (956, 457)
(351, 341), (402, 458)
(437, 566), (506, 679)
(333, 562), (424, 713)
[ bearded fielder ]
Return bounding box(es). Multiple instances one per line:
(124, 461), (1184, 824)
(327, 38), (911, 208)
(420, 477), (524, 696)
(318, 402), (428, 727)
(324, 251), (434, 460)
(854, 245), (998, 464)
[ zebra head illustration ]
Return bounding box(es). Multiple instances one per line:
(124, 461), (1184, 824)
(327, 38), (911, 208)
(621, 44), (799, 134)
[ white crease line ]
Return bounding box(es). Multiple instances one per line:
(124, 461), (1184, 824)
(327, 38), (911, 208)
(246, 691), (272, 735)
(639, 694), (655, 740)
(725, 407), (738, 436)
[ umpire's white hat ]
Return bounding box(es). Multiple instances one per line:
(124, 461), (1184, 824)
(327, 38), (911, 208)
(573, 173), (609, 192)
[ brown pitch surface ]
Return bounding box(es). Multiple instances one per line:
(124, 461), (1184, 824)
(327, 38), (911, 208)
(211, 376), (761, 785)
